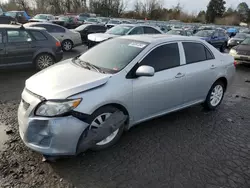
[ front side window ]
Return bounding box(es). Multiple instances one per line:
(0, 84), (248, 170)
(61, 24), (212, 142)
(195, 30), (214, 37)
(140, 43), (180, 72)
(183, 42), (214, 64)
(78, 38), (148, 72)
(7, 30), (32, 43)
(129, 27), (144, 35)
(50, 25), (65, 33)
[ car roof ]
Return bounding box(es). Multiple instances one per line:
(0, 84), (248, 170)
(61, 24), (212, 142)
(120, 34), (203, 44)
(24, 22), (62, 27)
(0, 24), (46, 31)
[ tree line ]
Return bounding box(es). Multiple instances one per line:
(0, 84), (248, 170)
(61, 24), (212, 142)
(1, 0), (250, 25)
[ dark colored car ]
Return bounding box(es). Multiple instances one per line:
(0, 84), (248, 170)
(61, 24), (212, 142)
(0, 15), (17, 24)
(75, 24), (107, 43)
(58, 15), (81, 29)
(230, 38), (250, 65)
(227, 33), (250, 48)
(5, 11), (29, 24)
(195, 30), (229, 52)
(0, 25), (63, 70)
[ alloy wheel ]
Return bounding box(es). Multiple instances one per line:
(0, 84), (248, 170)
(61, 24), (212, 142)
(210, 85), (224, 107)
(37, 55), (54, 70)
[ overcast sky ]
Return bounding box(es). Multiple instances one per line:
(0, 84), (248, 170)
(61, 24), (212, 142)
(127, 0), (250, 13)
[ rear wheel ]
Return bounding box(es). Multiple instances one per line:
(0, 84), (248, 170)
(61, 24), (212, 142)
(89, 106), (125, 151)
(35, 53), (55, 70)
(203, 81), (225, 110)
(62, 40), (73, 51)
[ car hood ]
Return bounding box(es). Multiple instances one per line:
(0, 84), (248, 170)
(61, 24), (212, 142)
(234, 44), (250, 51)
(25, 60), (111, 99)
(88, 33), (117, 42)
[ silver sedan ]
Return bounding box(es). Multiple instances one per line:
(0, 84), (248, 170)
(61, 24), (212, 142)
(18, 35), (235, 157)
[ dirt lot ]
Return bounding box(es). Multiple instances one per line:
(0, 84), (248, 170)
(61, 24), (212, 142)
(0, 48), (250, 188)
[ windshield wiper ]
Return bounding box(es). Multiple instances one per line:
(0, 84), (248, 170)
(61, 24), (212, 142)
(74, 58), (106, 73)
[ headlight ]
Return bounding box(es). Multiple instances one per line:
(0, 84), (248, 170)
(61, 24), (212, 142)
(35, 98), (82, 117)
(229, 49), (237, 55)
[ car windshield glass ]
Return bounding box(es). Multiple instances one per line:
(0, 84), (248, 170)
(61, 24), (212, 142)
(87, 18), (97, 22)
(59, 16), (69, 21)
(34, 14), (48, 20)
(101, 18), (109, 22)
(75, 24), (89, 31)
(106, 25), (133, 35)
(108, 20), (120, 24)
(77, 38), (148, 73)
(241, 38), (250, 45)
(234, 33), (247, 39)
(195, 30), (214, 37)
(5, 12), (16, 18)
(167, 30), (183, 35)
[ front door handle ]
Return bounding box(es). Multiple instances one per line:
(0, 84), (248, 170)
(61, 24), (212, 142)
(175, 72), (185, 78)
(210, 65), (216, 69)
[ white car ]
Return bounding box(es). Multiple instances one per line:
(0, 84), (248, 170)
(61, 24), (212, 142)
(18, 35), (235, 157)
(24, 22), (82, 51)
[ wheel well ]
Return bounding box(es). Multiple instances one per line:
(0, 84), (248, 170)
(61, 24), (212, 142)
(62, 39), (74, 45)
(216, 77), (228, 90)
(33, 52), (55, 63)
(97, 103), (129, 124)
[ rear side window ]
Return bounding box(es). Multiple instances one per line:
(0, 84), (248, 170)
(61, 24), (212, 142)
(143, 27), (161, 34)
(183, 42), (214, 64)
(30, 31), (47, 41)
(49, 25), (65, 33)
(141, 43), (180, 72)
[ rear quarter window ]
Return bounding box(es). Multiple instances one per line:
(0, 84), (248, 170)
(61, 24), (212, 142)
(30, 31), (47, 41)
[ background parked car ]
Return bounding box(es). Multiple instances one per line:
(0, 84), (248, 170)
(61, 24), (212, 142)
(105, 19), (121, 29)
(195, 29), (229, 52)
(166, 29), (193, 36)
(0, 24), (63, 70)
(230, 37), (250, 65)
(5, 11), (29, 24)
(24, 22), (82, 51)
(84, 17), (101, 24)
(227, 33), (250, 48)
(75, 24), (107, 43)
(58, 15), (81, 29)
(0, 14), (17, 24)
(29, 14), (55, 22)
(87, 24), (163, 48)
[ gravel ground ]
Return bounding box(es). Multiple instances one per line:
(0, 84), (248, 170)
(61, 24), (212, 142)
(0, 48), (250, 188)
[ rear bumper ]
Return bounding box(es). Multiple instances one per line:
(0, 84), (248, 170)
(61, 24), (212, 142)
(55, 51), (63, 62)
(232, 54), (250, 64)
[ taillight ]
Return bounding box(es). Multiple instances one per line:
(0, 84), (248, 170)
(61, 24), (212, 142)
(56, 41), (61, 47)
(234, 60), (237, 67)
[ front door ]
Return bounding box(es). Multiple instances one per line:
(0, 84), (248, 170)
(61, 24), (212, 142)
(4, 29), (34, 65)
(132, 43), (184, 123)
(181, 42), (218, 104)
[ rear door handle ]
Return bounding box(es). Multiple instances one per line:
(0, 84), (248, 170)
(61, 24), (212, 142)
(175, 72), (185, 78)
(210, 65), (216, 69)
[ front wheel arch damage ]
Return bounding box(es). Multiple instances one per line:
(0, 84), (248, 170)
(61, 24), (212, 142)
(76, 109), (128, 154)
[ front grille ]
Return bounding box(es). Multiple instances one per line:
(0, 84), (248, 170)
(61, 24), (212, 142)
(237, 50), (250, 56)
(22, 99), (30, 110)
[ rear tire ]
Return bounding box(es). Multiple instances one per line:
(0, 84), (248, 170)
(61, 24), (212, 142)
(203, 81), (225, 110)
(88, 106), (125, 151)
(35, 53), (55, 70)
(62, 40), (73, 51)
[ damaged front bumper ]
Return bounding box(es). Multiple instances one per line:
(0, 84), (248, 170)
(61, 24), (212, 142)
(18, 89), (127, 156)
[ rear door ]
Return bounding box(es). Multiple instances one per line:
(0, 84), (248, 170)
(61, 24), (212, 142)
(180, 42), (218, 104)
(4, 29), (35, 65)
(0, 29), (5, 65)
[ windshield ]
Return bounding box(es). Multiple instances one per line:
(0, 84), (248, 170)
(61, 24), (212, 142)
(5, 12), (16, 18)
(58, 16), (69, 21)
(195, 30), (214, 37)
(167, 30), (183, 35)
(34, 14), (48, 20)
(106, 25), (133, 35)
(77, 38), (148, 72)
(87, 18), (98, 22)
(241, 38), (250, 45)
(108, 20), (120, 24)
(234, 33), (247, 39)
(75, 24), (89, 31)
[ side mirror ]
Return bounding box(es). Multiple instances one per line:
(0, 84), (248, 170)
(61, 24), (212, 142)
(136, 65), (155, 77)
